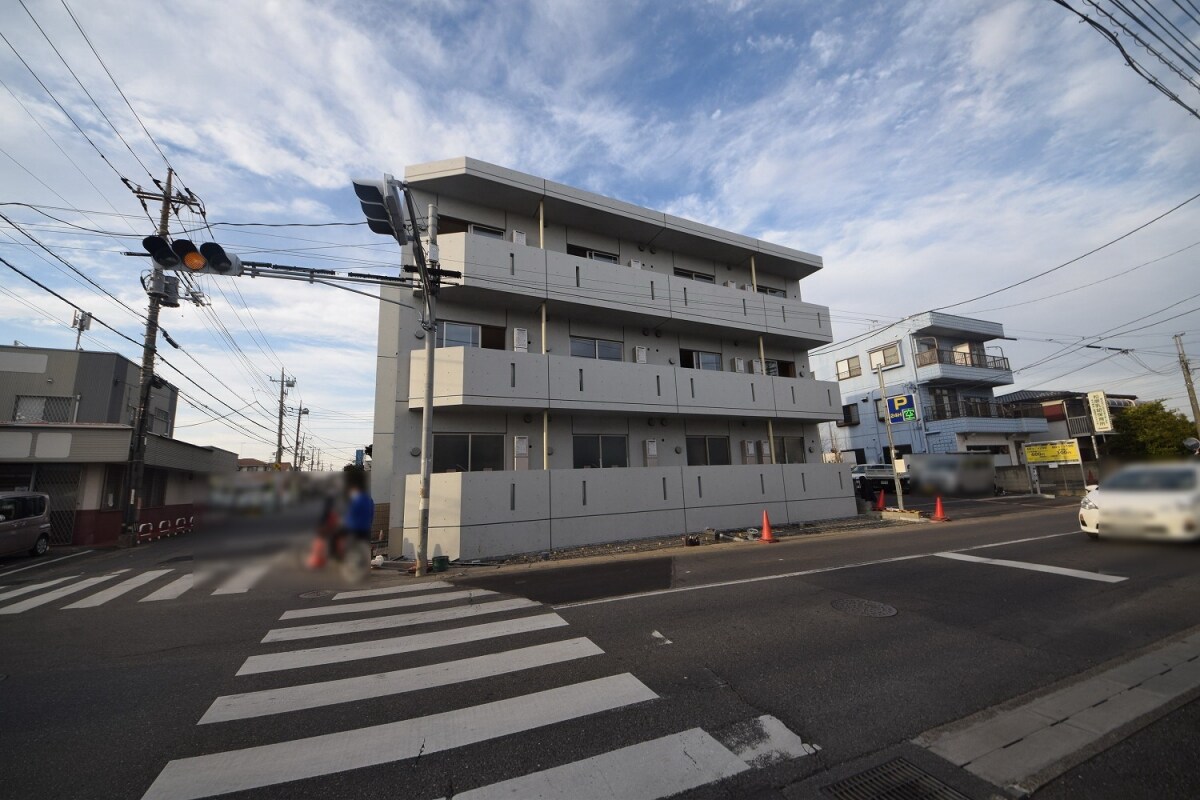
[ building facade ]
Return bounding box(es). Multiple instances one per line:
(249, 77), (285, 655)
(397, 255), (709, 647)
(812, 312), (1048, 466)
(995, 389), (1137, 460)
(0, 345), (235, 546)
(373, 157), (856, 561)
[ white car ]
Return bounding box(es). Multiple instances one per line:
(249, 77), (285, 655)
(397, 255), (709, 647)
(1079, 463), (1200, 541)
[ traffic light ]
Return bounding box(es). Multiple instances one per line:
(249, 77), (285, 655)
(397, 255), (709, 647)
(353, 177), (408, 240)
(141, 236), (242, 276)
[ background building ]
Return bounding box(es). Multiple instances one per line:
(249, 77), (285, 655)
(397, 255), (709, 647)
(373, 157), (856, 561)
(0, 345), (236, 546)
(994, 388), (1138, 460)
(812, 312), (1048, 466)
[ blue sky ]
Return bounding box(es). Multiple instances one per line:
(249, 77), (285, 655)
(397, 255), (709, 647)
(2, 0), (1199, 461)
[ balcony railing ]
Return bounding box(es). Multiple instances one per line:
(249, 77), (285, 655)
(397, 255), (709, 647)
(916, 349), (1010, 371)
(1066, 416), (1094, 436)
(924, 400), (1044, 422)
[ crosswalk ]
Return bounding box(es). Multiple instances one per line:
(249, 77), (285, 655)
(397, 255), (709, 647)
(0, 561), (276, 615)
(142, 580), (820, 799)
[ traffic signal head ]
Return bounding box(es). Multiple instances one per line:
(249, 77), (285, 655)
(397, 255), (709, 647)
(199, 242), (243, 275)
(353, 177), (408, 239)
(141, 237), (242, 276)
(142, 236), (180, 269)
(171, 239), (207, 272)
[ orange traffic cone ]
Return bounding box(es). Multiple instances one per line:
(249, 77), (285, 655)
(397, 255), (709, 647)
(931, 496), (949, 522)
(875, 490), (886, 511)
(760, 509), (776, 543)
(305, 537), (327, 569)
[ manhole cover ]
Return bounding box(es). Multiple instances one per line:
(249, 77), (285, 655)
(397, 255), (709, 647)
(831, 598), (897, 617)
(299, 590), (335, 599)
(821, 758), (968, 799)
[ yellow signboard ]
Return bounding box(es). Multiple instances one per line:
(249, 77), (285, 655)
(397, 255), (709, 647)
(1023, 440), (1081, 464)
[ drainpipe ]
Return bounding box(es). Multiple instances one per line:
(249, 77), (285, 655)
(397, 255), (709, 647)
(750, 254), (777, 464)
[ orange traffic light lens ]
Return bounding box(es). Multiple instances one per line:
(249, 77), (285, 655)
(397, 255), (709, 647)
(183, 252), (207, 271)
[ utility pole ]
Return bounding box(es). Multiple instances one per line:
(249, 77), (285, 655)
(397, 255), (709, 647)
(414, 201), (438, 577)
(876, 365), (905, 511)
(1176, 334), (1200, 438)
(270, 369), (295, 470)
(293, 407), (308, 471)
(119, 168), (200, 548)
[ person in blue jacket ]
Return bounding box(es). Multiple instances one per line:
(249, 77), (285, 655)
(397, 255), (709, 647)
(342, 467), (375, 543)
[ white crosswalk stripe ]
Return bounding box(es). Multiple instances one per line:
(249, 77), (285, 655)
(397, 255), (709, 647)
(263, 596), (539, 643)
(210, 563), (271, 595)
(139, 572), (206, 602)
(200, 637), (604, 724)
(279, 587), (495, 619)
(64, 569), (174, 609)
(0, 575), (78, 602)
(144, 580), (818, 799)
(0, 571), (129, 614)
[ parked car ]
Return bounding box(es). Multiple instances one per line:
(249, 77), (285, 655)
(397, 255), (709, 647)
(851, 464), (911, 491)
(0, 491), (52, 557)
(1079, 463), (1200, 541)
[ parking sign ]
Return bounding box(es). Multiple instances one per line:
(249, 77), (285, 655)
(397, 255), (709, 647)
(885, 394), (918, 424)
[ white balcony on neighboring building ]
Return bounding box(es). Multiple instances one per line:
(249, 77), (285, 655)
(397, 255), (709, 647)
(409, 347), (841, 421)
(436, 232), (832, 344)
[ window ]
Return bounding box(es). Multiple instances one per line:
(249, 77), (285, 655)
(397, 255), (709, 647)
(144, 468), (167, 508)
(838, 404), (860, 427)
(673, 267), (715, 283)
(773, 436), (807, 464)
(13, 395), (72, 423)
(0, 497), (21, 522)
(680, 349), (722, 371)
(572, 435), (628, 469)
(469, 223), (505, 239)
(756, 285), (787, 298)
(435, 321), (505, 350)
(432, 434), (504, 473)
(570, 336), (623, 361)
(102, 464), (125, 510)
(566, 244), (620, 263)
(686, 436), (731, 466)
(764, 359), (797, 378)
(836, 356), (862, 380)
(868, 342), (902, 370)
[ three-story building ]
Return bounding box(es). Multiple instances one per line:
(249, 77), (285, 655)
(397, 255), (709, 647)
(372, 157), (856, 561)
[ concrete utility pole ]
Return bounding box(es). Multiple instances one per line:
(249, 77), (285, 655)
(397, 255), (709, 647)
(270, 369), (295, 469)
(118, 168), (200, 548)
(414, 202), (438, 576)
(1176, 334), (1200, 438)
(876, 365), (905, 511)
(293, 407), (308, 471)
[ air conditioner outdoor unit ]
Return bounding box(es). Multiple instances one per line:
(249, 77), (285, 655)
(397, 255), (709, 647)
(511, 230), (526, 246)
(724, 280), (738, 289)
(629, 259), (643, 270)
(731, 357), (746, 373)
(634, 345), (648, 364)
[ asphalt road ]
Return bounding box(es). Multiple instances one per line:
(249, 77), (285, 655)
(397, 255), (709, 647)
(2, 498), (1198, 799)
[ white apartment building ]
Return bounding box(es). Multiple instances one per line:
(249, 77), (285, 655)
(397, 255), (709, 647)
(373, 158), (855, 561)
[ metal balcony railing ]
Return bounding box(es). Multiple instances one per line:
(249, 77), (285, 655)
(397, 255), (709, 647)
(1066, 416), (1093, 436)
(923, 400), (1044, 422)
(916, 349), (1010, 371)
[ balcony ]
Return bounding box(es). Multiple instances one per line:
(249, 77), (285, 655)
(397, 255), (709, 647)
(915, 348), (1014, 386)
(409, 347), (841, 421)
(923, 400), (1048, 435)
(436, 232), (832, 344)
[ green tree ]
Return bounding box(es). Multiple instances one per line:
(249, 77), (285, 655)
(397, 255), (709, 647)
(1108, 401), (1195, 460)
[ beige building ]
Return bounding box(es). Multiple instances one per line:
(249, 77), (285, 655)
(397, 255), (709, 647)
(373, 158), (855, 561)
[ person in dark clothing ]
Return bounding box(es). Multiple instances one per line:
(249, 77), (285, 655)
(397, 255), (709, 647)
(342, 467), (374, 541)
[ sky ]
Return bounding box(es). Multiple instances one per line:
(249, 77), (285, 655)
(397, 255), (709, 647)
(1, 0), (1199, 464)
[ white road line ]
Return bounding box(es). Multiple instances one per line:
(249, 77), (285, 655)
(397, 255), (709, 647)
(201, 637), (603, 724)
(0, 575), (78, 602)
(331, 581), (453, 600)
(280, 588), (495, 620)
(143, 673), (657, 800)
(264, 597), (539, 643)
(445, 728), (749, 800)
(0, 549), (93, 578)
(555, 532), (1080, 609)
(210, 564), (270, 595)
(63, 569), (174, 609)
(140, 572), (209, 602)
(0, 571), (129, 614)
(934, 552), (1127, 583)
(238, 613), (569, 675)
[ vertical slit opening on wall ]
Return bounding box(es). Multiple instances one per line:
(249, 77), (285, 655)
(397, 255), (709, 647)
(662, 476), (667, 500)
(742, 298), (747, 316)
(582, 480), (587, 506)
(803, 473), (808, 492)
(690, 377), (695, 398)
(651, 281), (655, 301)
(836, 472), (841, 490)
(760, 473), (765, 494)
(818, 311), (823, 329)
(791, 386), (796, 404)
(656, 374), (661, 396)
(683, 286), (689, 307)
(781, 305), (787, 323)
(579, 369), (584, 391)
(510, 362), (516, 388)
(827, 388), (832, 405)
(575, 265), (580, 287)
(751, 383), (756, 402)
(509, 252), (515, 275)
(697, 475), (703, 497)
(510, 483), (516, 510)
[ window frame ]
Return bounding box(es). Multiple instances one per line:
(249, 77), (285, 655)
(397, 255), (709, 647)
(572, 434), (628, 469)
(468, 222), (505, 239)
(432, 433), (505, 473)
(838, 404), (860, 427)
(13, 395), (73, 423)
(569, 336), (624, 362)
(673, 267), (716, 284)
(868, 342), (902, 371)
(756, 285), (787, 298)
(680, 349), (723, 371)
(836, 356), (862, 381)
(685, 435), (732, 466)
